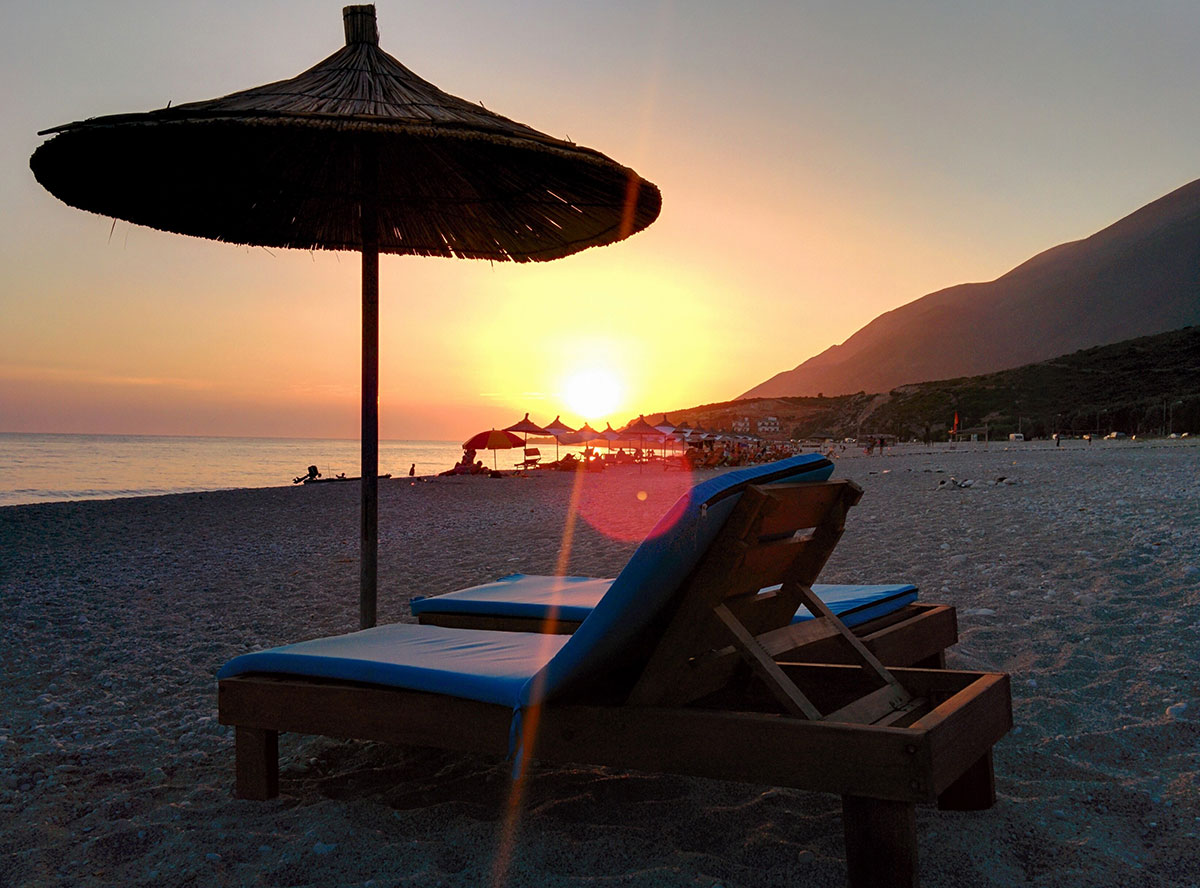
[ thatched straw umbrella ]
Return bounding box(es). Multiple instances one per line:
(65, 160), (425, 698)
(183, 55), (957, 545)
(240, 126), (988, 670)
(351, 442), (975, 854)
(504, 412), (548, 451)
(542, 415), (575, 462)
(30, 5), (660, 629)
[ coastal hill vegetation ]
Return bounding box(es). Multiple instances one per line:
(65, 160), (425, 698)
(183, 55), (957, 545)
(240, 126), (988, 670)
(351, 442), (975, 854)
(668, 325), (1200, 442)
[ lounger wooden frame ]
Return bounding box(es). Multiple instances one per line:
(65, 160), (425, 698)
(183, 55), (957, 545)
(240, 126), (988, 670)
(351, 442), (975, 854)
(219, 480), (1011, 888)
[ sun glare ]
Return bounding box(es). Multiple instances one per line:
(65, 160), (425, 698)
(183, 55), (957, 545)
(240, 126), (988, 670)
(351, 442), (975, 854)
(562, 367), (623, 420)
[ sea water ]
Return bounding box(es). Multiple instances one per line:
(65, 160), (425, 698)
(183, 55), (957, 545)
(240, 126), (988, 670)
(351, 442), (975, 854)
(0, 433), (579, 507)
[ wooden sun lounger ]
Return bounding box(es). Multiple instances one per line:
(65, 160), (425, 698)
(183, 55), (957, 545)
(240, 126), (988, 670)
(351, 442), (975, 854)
(516, 446), (541, 470)
(219, 478), (1010, 888)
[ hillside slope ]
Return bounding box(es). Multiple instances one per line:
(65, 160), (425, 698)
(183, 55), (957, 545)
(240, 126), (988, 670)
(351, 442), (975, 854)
(743, 178), (1200, 398)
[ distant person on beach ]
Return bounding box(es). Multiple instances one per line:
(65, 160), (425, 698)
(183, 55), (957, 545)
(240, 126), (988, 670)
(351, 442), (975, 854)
(440, 451), (476, 476)
(293, 465), (320, 484)
(409, 463), (416, 476)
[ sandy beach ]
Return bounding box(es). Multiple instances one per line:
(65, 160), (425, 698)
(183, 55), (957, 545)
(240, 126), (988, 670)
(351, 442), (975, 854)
(2, 441), (1198, 887)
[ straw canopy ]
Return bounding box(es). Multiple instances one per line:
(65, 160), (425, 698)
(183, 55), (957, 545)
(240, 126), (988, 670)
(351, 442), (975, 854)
(541, 415), (574, 461)
(30, 6), (661, 262)
(561, 422), (599, 445)
(620, 415), (662, 437)
(504, 413), (548, 436)
(543, 416), (575, 436)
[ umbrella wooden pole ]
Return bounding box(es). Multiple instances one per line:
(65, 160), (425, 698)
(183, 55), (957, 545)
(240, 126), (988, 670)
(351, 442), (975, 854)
(360, 145), (380, 630)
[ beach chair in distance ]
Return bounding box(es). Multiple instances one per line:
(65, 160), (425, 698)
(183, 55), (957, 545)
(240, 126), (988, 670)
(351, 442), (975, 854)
(218, 457), (1010, 888)
(517, 446), (541, 470)
(411, 576), (957, 669)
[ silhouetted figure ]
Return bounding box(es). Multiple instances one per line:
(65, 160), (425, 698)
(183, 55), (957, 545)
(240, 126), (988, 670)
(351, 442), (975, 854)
(293, 465), (321, 484)
(409, 463), (415, 476)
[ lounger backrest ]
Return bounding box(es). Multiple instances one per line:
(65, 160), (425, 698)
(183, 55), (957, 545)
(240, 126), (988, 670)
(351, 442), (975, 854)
(626, 479), (864, 709)
(519, 453), (833, 705)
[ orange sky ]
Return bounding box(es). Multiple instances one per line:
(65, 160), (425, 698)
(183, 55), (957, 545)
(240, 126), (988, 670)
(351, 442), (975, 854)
(4, 2), (1200, 440)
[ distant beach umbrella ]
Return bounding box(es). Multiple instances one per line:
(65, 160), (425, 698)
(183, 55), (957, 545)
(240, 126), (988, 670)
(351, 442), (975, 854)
(652, 414), (676, 458)
(599, 422), (622, 452)
(620, 415), (662, 437)
(542, 415), (575, 461)
(504, 413), (549, 436)
(504, 413), (548, 452)
(561, 422), (599, 446)
(543, 416), (575, 436)
(619, 415), (663, 468)
(462, 429), (525, 469)
(30, 5), (661, 630)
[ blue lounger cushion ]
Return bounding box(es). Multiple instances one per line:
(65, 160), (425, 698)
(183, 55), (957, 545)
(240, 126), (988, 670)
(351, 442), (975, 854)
(217, 623), (567, 706)
(411, 575), (616, 624)
(410, 575), (918, 629)
(219, 454), (834, 709)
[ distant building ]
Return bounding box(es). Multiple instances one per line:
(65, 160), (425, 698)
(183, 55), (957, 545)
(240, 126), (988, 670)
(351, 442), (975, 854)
(756, 416), (780, 435)
(732, 416), (752, 433)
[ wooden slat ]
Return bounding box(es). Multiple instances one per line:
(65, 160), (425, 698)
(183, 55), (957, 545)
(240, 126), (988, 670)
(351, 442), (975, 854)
(735, 537), (813, 594)
(219, 676), (513, 755)
(869, 697), (928, 728)
(756, 617), (844, 657)
(781, 664), (984, 700)
(713, 604), (822, 718)
(823, 682), (915, 725)
(536, 701), (932, 802)
(675, 587), (806, 657)
(788, 581), (909, 692)
(756, 480), (860, 537)
(779, 606), (956, 667)
(859, 605), (957, 667)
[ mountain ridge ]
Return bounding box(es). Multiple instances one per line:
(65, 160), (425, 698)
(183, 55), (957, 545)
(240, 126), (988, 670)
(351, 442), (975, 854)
(742, 178), (1200, 399)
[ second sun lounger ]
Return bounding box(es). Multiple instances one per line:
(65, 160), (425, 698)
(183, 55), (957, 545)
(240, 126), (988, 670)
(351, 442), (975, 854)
(410, 574), (956, 668)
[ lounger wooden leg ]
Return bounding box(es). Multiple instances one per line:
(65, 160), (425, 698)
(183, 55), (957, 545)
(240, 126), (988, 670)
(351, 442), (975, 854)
(235, 727), (279, 800)
(937, 750), (995, 811)
(842, 795), (918, 888)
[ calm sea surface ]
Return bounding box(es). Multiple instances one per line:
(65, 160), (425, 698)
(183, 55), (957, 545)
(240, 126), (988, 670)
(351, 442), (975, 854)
(0, 433), (583, 507)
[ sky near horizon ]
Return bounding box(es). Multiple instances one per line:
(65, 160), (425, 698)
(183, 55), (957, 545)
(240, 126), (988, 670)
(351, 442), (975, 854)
(3, 1), (1199, 441)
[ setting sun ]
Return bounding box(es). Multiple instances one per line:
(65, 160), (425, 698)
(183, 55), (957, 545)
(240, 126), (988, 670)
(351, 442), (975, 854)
(562, 367), (624, 420)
